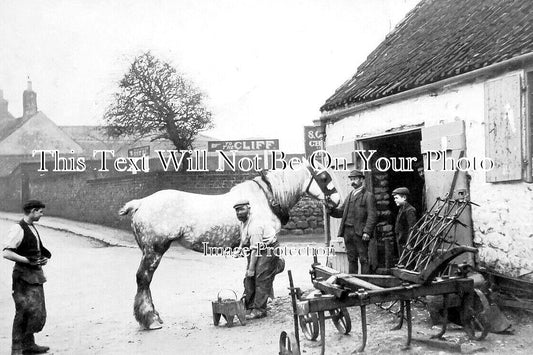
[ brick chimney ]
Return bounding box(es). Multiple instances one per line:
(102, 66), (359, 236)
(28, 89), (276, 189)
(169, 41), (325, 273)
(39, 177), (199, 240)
(23, 79), (37, 118)
(0, 89), (9, 120)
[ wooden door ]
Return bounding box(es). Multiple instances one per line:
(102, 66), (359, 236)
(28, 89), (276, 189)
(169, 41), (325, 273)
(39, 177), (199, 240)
(421, 121), (474, 265)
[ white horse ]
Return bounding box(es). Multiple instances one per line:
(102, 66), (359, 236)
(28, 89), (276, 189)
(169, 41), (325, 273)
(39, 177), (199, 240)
(119, 159), (340, 329)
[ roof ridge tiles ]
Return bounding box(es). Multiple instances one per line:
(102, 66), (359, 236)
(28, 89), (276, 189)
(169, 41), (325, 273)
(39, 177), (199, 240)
(321, 0), (533, 112)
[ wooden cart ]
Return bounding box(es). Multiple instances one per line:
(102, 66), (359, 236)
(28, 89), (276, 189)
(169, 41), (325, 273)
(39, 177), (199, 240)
(280, 196), (491, 354)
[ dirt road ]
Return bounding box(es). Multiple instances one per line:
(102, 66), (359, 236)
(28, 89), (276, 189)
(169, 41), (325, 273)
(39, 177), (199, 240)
(1, 219), (532, 354)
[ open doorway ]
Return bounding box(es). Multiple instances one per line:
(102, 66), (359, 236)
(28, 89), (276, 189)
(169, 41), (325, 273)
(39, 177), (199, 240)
(358, 129), (424, 267)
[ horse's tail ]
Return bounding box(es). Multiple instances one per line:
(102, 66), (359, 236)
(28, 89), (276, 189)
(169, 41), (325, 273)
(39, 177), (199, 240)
(119, 199), (141, 216)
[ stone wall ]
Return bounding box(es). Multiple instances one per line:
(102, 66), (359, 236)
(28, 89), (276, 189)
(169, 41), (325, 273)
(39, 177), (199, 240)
(471, 182), (533, 279)
(280, 196), (324, 235)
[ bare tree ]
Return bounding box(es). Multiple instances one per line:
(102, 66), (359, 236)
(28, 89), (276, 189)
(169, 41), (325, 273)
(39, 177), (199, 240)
(104, 52), (213, 150)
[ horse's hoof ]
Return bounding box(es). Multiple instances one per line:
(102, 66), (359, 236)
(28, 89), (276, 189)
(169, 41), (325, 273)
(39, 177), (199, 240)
(146, 320), (163, 330)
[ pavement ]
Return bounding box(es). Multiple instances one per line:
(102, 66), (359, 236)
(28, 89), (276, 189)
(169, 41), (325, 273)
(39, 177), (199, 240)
(0, 211), (327, 249)
(0, 211), (137, 248)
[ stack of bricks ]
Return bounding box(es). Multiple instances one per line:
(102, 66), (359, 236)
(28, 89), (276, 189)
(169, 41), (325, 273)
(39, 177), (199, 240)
(372, 171), (394, 239)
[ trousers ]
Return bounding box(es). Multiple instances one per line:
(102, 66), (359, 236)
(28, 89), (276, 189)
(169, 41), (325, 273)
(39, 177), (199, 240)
(11, 277), (46, 350)
(343, 225), (370, 274)
(243, 247), (283, 311)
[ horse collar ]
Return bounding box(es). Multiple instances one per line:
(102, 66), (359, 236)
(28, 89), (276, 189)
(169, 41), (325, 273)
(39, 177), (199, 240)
(253, 176), (274, 203)
(252, 173), (290, 225)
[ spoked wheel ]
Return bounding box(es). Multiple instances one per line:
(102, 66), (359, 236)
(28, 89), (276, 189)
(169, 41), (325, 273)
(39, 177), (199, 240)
(375, 300), (402, 315)
(279, 331), (300, 355)
(461, 289), (490, 341)
(329, 308), (352, 334)
(298, 313), (319, 341)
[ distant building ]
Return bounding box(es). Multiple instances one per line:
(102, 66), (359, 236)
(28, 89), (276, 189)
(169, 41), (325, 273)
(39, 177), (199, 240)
(58, 126), (214, 158)
(0, 81), (83, 176)
(0, 89), (15, 121)
(0, 82), (216, 176)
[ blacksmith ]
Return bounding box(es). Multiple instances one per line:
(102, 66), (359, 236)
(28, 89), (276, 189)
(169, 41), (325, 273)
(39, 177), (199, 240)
(392, 187), (417, 257)
(327, 170), (377, 274)
(2, 200), (51, 355)
(233, 199), (284, 320)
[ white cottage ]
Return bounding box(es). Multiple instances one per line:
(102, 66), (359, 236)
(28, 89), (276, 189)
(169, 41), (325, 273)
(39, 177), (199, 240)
(320, 0), (533, 279)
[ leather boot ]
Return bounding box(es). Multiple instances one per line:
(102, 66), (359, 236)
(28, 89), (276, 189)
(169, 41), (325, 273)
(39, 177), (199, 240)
(23, 344), (50, 354)
(22, 334), (49, 354)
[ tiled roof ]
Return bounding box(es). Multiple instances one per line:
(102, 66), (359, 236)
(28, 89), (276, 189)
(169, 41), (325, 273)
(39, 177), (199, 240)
(321, 0), (533, 113)
(0, 155), (31, 177)
(0, 115), (33, 142)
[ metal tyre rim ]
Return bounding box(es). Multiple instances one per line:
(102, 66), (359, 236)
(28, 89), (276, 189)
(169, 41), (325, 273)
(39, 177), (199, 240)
(298, 313), (319, 341)
(461, 289), (490, 341)
(375, 300), (402, 315)
(279, 331), (300, 355)
(329, 308), (352, 334)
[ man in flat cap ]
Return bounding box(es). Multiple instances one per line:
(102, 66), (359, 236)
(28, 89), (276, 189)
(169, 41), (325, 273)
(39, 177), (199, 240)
(392, 187), (417, 257)
(233, 199), (283, 320)
(3, 200), (51, 354)
(327, 170), (377, 274)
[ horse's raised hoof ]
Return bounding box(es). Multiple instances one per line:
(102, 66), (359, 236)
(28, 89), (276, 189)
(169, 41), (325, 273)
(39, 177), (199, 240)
(146, 320), (163, 330)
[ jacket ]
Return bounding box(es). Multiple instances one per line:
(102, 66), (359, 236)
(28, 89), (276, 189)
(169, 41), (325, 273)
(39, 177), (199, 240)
(330, 188), (377, 238)
(394, 202), (417, 245)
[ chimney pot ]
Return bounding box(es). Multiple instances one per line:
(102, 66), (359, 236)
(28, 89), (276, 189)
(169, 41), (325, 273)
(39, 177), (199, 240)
(23, 80), (37, 117)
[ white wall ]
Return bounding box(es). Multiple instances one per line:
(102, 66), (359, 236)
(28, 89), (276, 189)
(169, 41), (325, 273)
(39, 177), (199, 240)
(325, 72), (533, 278)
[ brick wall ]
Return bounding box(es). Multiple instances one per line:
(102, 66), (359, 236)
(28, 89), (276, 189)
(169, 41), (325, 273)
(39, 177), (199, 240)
(0, 161), (324, 234)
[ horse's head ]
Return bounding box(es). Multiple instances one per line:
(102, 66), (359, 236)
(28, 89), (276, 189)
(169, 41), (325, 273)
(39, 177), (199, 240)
(256, 157), (341, 214)
(302, 158), (341, 208)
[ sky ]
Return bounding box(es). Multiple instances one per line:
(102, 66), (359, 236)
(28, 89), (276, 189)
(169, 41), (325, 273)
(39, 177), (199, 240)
(0, 0), (419, 152)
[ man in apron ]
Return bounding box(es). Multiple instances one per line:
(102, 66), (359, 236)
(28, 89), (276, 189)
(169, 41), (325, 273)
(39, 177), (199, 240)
(3, 200), (51, 355)
(233, 199), (284, 320)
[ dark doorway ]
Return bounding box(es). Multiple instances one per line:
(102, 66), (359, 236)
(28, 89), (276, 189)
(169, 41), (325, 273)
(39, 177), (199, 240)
(360, 130), (424, 267)
(365, 130), (424, 218)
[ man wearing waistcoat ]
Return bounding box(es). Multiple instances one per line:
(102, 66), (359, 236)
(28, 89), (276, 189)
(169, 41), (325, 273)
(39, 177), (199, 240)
(3, 200), (51, 355)
(233, 199), (284, 320)
(328, 170), (377, 274)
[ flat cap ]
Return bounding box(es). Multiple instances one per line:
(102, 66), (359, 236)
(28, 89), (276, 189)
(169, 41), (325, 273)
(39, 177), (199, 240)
(348, 169), (364, 178)
(392, 187), (410, 196)
(23, 199), (46, 210)
(233, 199), (250, 209)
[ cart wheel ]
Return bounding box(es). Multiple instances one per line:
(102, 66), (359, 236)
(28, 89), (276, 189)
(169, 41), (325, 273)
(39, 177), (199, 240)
(279, 331), (300, 355)
(461, 289), (490, 341)
(375, 300), (402, 315)
(329, 308), (351, 334)
(298, 313), (319, 341)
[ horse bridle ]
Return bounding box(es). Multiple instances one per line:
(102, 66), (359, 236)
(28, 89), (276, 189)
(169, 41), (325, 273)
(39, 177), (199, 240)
(304, 166), (338, 202)
(254, 166), (338, 214)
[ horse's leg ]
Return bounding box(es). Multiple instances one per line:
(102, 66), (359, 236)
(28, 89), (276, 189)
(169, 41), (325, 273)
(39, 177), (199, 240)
(134, 239), (172, 330)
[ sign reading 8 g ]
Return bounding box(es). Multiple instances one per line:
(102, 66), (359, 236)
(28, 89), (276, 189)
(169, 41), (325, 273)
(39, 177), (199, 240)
(304, 126), (324, 157)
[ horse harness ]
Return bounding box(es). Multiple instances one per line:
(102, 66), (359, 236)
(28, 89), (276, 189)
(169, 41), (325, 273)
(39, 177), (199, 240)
(253, 171), (291, 225)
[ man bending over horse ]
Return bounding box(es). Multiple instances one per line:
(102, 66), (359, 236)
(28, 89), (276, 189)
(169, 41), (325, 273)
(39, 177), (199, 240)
(233, 199), (284, 320)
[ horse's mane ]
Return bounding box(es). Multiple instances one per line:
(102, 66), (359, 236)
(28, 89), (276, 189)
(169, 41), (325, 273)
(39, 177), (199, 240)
(264, 164), (309, 210)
